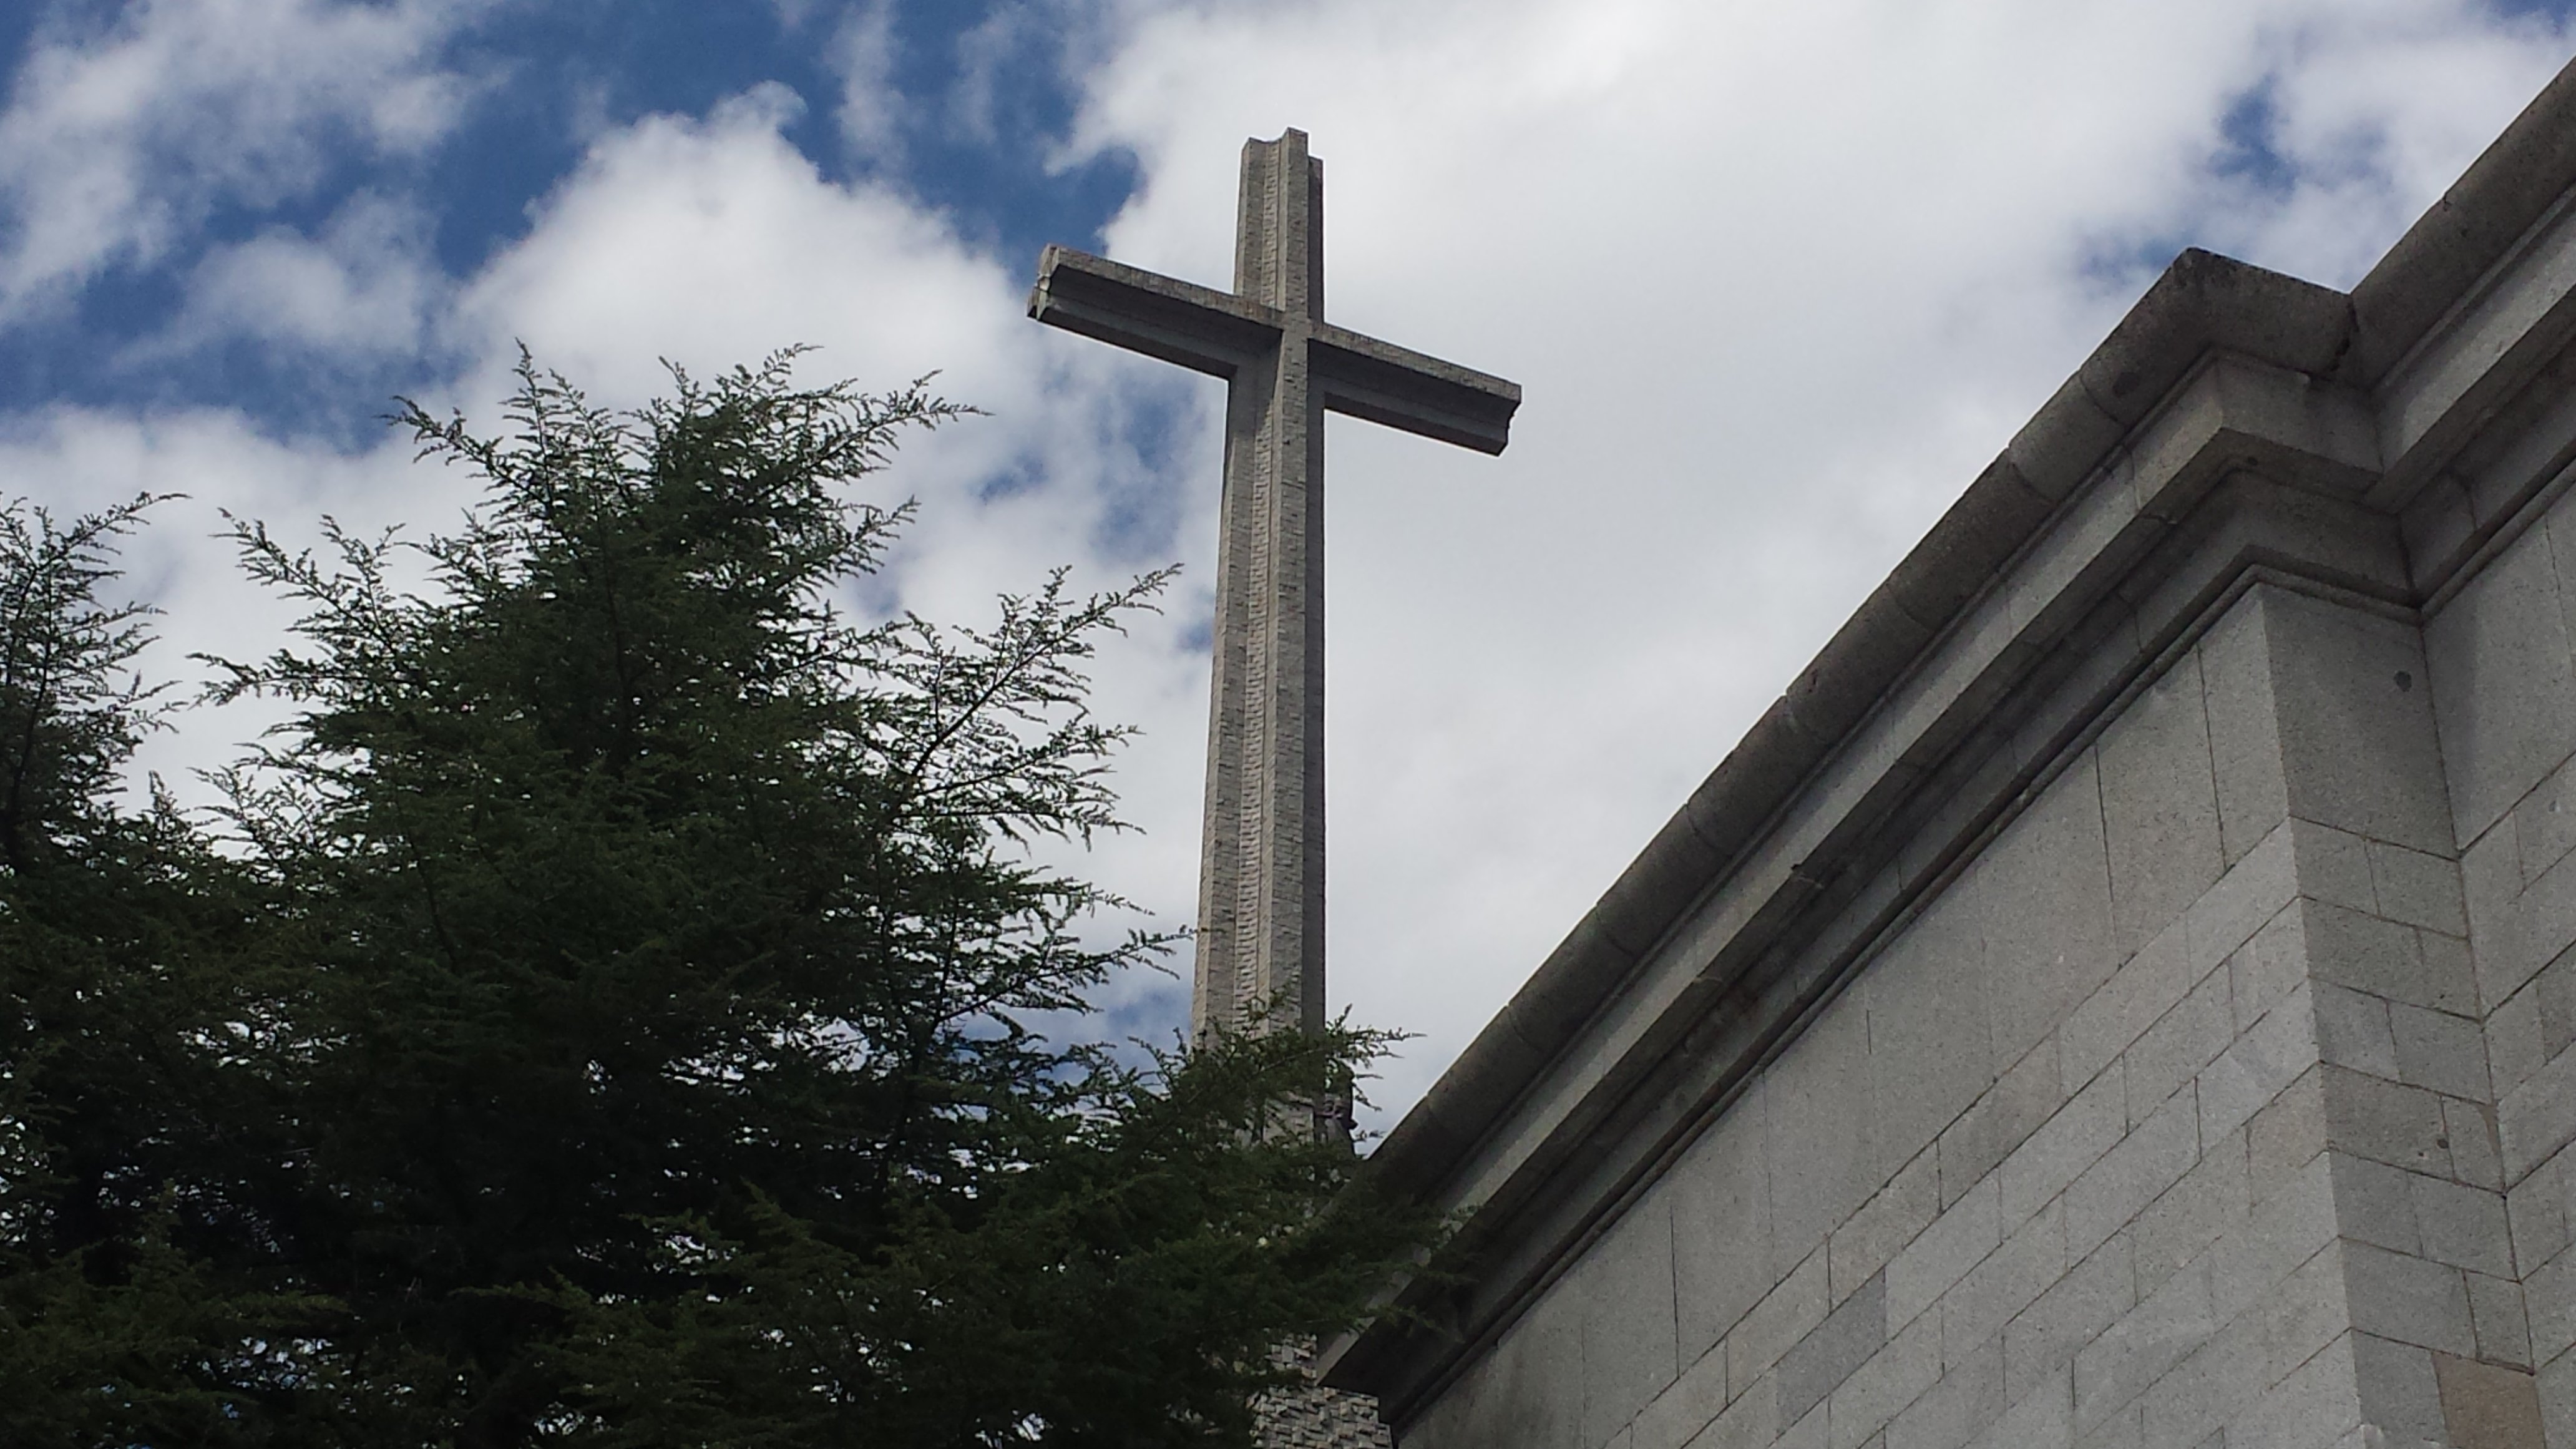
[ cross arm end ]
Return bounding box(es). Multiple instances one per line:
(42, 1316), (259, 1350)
(1312, 324), (1522, 455)
(1029, 245), (1280, 378)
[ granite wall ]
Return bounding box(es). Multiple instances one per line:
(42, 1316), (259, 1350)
(2441, 481), (2576, 1445)
(1399, 559), (2560, 1448)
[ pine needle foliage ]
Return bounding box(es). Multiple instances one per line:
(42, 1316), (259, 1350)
(0, 353), (1440, 1447)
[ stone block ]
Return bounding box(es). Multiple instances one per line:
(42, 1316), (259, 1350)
(2098, 655), (2226, 954)
(1674, 1096), (1777, 1361)
(2008, 372), (2124, 499)
(1938, 1038), (2063, 1210)
(2066, 1083), (2202, 1260)
(2525, 1247), (2576, 1367)
(2368, 840), (2471, 935)
(1967, 1365), (2073, 1449)
(2137, 1322), (2263, 1449)
(2074, 1400), (2140, 1449)
(2538, 952), (2576, 1061)
(2120, 966), (2233, 1130)
(1583, 1189), (1682, 1448)
(2514, 756), (2576, 887)
(2506, 856), (2576, 1020)
(1826, 1310), (1941, 1449)
(2539, 1345), (2576, 1449)
(1940, 1199), (2069, 1365)
(2186, 823), (2300, 980)
(1777, 1271), (1887, 1428)
(1632, 1340), (1729, 1449)
(2343, 1239), (2476, 1356)
(2174, 819), (2298, 974)
(1888, 1337), (2003, 1449)
(2467, 1271), (2535, 1370)
(2466, 821), (2538, 1008)
(1868, 892), (1997, 1185)
(1775, 1397), (1827, 1449)
(2433, 1352), (2547, 1449)
(2225, 1331), (2360, 1449)
(2491, 985), (2547, 1100)
(2413, 1172), (2517, 1278)
(1677, 1375), (1774, 1449)
(1456, 1273), (1587, 1449)
(2001, 1065), (2129, 1228)
(2502, 1046), (2576, 1187)
(1729, 1249), (1830, 1392)
(2426, 522), (2576, 847)
(2132, 1126), (2251, 1295)
(2249, 1066), (2330, 1206)
(2208, 1152), (2340, 1325)
(2350, 1332), (2449, 1444)
(2260, 1243), (2359, 1385)
(2314, 982), (2403, 1080)
(2260, 590), (2452, 857)
(1979, 756), (2119, 1068)
(2147, 1245), (2339, 1448)
(2431, 927), (2482, 1013)
(2061, 919), (2195, 1098)
(2305, 899), (2478, 1017)
(2323, 1064), (2452, 1176)
(2509, 1146), (2572, 1272)
(1769, 1002), (1880, 1284)
(2404, 473), (2481, 592)
(2331, 1151), (2425, 1256)
(2199, 982), (2321, 1141)
(2226, 904), (2310, 1036)
(2386, 998), (2492, 1133)
(1833, 1149), (1941, 1307)
(2072, 1258), (2212, 1433)
(2001, 1231), (2134, 1407)
(2200, 592), (2291, 866)
(1889, 1178), (2002, 1333)
(2291, 818), (2380, 916)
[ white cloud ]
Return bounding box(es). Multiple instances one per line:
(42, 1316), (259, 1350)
(0, 0), (481, 320)
(0, 404), (474, 802)
(829, 0), (906, 164)
(147, 192), (445, 358)
(2193, 11), (2576, 282)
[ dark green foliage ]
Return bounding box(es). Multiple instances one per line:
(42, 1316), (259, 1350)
(0, 354), (1438, 1447)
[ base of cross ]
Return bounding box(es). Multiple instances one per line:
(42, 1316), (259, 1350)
(1254, 1339), (1392, 1449)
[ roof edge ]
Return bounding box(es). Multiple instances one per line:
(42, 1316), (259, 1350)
(1360, 48), (2576, 1215)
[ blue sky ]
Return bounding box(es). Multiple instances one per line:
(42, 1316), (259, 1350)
(0, 2), (1137, 436)
(6, 0), (2576, 1125)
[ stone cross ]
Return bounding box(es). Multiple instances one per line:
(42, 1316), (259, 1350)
(1030, 129), (1520, 1042)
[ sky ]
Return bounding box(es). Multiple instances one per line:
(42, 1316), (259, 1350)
(4, 0), (2575, 1133)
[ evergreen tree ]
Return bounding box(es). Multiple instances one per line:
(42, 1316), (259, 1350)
(0, 353), (1436, 1447)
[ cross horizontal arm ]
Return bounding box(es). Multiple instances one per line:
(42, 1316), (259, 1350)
(1313, 325), (1521, 455)
(1028, 245), (1281, 377)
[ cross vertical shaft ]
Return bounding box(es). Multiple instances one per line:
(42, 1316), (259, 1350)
(1026, 129), (1519, 1047)
(1201, 132), (1326, 1040)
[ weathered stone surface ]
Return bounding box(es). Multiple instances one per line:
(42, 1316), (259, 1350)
(1584, 1188), (1682, 1448)
(1674, 1097), (1780, 1362)
(2098, 655), (2225, 954)
(2428, 523), (2576, 851)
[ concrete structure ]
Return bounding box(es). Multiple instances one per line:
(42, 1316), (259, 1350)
(1028, 132), (1520, 1044)
(1326, 56), (2576, 1449)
